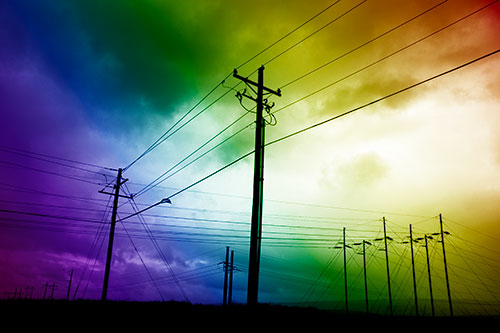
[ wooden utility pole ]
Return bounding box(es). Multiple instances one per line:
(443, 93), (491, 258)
(409, 225), (419, 316)
(382, 217), (393, 315)
(223, 246), (230, 306)
(228, 250), (234, 305)
(101, 168), (130, 301)
(43, 282), (48, 300)
(424, 234), (435, 317)
(66, 269), (73, 301)
(343, 227), (348, 313)
(439, 214), (453, 317)
(233, 66), (281, 305)
(362, 240), (371, 314)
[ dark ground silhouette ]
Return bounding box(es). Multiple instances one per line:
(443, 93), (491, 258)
(1, 299), (498, 329)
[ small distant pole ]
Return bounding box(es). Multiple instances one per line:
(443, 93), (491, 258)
(362, 240), (370, 314)
(43, 282), (48, 300)
(223, 246), (230, 306)
(424, 235), (435, 317)
(228, 250), (234, 305)
(409, 225), (419, 316)
(383, 217), (393, 315)
(343, 227), (348, 313)
(66, 269), (74, 301)
(439, 214), (453, 317)
(50, 282), (56, 300)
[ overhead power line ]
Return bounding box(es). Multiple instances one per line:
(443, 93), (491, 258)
(275, 0), (498, 113)
(235, 0), (342, 70)
(123, 73), (233, 171)
(135, 48), (499, 211)
(280, 0), (449, 89)
(0, 144), (115, 171)
(133, 111), (253, 198)
(140, 0), (496, 193)
(266, 48), (500, 147)
(123, 1), (350, 172)
(263, 0), (368, 66)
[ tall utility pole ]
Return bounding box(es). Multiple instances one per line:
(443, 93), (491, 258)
(409, 225), (419, 316)
(223, 246), (230, 306)
(101, 168), (130, 301)
(382, 217), (393, 315)
(233, 66), (281, 305)
(343, 227), (348, 313)
(424, 234), (435, 317)
(439, 214), (453, 317)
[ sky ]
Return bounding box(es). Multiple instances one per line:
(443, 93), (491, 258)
(1, 0), (499, 315)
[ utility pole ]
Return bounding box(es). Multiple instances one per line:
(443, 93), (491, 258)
(223, 246), (230, 306)
(409, 225), (419, 316)
(43, 282), (48, 300)
(228, 250), (234, 305)
(50, 282), (56, 300)
(362, 240), (370, 314)
(424, 234), (435, 317)
(66, 269), (73, 301)
(101, 168), (130, 301)
(439, 214), (453, 317)
(343, 227), (348, 313)
(233, 66), (281, 305)
(382, 217), (393, 315)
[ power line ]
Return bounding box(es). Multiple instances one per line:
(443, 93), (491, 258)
(265, 48), (500, 147)
(124, 194), (190, 302)
(0, 146), (115, 176)
(263, 0), (369, 66)
(115, 0), (500, 221)
(280, 0), (449, 89)
(0, 208), (106, 224)
(274, 0), (499, 113)
(141, 49), (500, 217)
(123, 72), (233, 171)
(121, 1), (354, 172)
(0, 144), (115, 171)
(133, 110), (252, 198)
(235, 0), (342, 70)
(0, 159), (103, 185)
